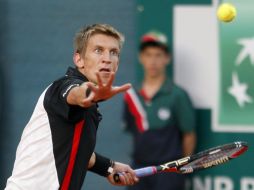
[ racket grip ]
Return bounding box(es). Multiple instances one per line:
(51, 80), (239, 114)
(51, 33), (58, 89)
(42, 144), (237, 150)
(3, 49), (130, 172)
(113, 166), (157, 183)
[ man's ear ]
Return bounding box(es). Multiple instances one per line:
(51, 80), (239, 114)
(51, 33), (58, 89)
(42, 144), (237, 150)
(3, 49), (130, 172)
(166, 54), (171, 65)
(73, 52), (84, 68)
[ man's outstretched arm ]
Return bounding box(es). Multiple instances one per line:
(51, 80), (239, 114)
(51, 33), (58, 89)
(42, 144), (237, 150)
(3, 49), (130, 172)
(67, 72), (131, 107)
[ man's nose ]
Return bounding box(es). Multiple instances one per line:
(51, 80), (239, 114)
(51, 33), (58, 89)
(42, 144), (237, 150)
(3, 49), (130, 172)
(102, 52), (112, 64)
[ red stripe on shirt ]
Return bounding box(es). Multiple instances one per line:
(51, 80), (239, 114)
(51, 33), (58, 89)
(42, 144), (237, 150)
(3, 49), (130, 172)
(61, 120), (85, 190)
(124, 93), (145, 133)
(139, 89), (151, 103)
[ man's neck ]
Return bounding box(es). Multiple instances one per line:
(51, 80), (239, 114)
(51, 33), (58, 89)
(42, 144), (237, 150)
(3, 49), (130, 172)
(143, 74), (166, 87)
(142, 74), (166, 99)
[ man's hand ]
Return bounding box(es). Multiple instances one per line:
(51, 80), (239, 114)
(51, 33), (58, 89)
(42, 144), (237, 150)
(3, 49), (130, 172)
(183, 132), (196, 156)
(87, 72), (131, 103)
(67, 72), (131, 107)
(107, 162), (139, 186)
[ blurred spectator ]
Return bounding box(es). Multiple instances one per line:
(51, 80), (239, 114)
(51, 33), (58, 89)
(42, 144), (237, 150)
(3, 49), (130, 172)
(122, 31), (196, 190)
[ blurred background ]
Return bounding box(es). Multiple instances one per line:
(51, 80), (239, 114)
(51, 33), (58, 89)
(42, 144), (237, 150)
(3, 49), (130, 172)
(0, 0), (253, 189)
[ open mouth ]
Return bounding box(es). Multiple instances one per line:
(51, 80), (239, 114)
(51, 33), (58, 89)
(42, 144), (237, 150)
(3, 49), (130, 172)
(99, 68), (111, 73)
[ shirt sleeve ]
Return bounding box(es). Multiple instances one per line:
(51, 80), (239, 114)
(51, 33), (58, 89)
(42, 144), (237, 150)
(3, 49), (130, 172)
(175, 88), (196, 133)
(44, 77), (85, 122)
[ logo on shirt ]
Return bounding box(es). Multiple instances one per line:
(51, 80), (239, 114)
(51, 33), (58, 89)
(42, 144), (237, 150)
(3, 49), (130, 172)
(158, 108), (171, 121)
(62, 84), (80, 97)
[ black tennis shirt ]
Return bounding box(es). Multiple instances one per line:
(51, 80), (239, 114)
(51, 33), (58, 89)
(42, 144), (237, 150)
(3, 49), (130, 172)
(6, 67), (102, 190)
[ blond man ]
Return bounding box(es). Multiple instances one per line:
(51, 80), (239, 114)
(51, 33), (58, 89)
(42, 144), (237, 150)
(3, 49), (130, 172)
(5, 24), (138, 190)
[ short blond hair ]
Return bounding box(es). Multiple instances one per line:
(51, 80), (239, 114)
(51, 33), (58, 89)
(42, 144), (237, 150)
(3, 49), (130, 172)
(74, 24), (125, 55)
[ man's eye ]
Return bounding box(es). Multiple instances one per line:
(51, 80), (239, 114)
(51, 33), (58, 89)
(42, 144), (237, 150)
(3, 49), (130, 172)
(110, 50), (119, 56)
(95, 48), (102, 53)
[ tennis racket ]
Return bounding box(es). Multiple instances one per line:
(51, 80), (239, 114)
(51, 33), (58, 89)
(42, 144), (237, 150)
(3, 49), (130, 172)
(114, 141), (248, 183)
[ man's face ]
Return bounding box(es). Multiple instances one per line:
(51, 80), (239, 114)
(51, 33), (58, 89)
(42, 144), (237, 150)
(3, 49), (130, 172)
(74, 33), (120, 84)
(139, 46), (170, 78)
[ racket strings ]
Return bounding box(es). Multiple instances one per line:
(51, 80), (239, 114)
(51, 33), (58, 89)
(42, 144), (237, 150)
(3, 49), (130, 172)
(180, 146), (243, 173)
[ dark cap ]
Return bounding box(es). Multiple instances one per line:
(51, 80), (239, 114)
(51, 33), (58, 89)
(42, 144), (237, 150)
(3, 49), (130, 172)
(140, 30), (169, 53)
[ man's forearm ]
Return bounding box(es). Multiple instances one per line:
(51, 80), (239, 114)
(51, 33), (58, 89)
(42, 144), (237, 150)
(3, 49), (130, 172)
(182, 132), (196, 156)
(88, 152), (114, 177)
(88, 152), (96, 169)
(67, 83), (88, 106)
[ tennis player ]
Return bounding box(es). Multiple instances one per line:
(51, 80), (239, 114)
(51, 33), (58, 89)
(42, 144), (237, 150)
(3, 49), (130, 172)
(5, 24), (138, 190)
(123, 31), (196, 190)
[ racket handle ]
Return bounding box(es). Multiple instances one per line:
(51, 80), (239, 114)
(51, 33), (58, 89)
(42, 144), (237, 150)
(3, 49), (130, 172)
(113, 166), (157, 183)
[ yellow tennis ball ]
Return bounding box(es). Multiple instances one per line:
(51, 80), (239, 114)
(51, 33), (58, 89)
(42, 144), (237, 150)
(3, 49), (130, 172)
(217, 3), (237, 22)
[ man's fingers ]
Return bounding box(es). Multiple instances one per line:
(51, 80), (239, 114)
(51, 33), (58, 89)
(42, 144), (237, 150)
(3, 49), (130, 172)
(126, 173), (135, 185)
(124, 173), (130, 185)
(106, 72), (115, 87)
(113, 83), (132, 94)
(119, 172), (137, 186)
(96, 72), (103, 87)
(81, 92), (95, 107)
(117, 166), (138, 186)
(125, 167), (138, 184)
(119, 175), (126, 186)
(86, 82), (98, 93)
(109, 163), (139, 186)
